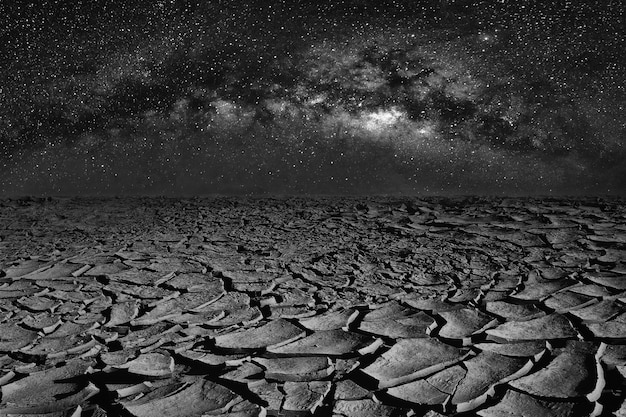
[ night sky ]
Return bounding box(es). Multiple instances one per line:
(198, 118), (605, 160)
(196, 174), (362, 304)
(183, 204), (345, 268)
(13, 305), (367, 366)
(1, 0), (625, 196)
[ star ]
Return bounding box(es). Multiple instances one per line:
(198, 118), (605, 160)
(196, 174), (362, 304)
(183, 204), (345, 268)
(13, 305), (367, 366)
(0, 1), (624, 196)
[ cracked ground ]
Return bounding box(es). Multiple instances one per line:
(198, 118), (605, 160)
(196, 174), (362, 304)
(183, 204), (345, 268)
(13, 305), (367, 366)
(0, 196), (625, 417)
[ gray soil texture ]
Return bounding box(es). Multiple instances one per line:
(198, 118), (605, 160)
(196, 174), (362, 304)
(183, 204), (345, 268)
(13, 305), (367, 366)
(0, 196), (624, 417)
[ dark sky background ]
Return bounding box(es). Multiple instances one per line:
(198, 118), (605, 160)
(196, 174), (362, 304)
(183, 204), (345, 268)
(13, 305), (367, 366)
(1, 0), (624, 196)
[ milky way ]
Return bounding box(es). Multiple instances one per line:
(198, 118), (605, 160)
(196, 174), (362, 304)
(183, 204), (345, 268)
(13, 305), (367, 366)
(1, 0), (625, 195)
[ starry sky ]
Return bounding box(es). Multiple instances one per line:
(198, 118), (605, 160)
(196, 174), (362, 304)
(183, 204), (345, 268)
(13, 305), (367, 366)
(1, 0), (625, 196)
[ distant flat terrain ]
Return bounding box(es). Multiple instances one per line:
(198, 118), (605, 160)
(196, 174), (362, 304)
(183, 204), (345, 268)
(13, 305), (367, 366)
(0, 197), (624, 416)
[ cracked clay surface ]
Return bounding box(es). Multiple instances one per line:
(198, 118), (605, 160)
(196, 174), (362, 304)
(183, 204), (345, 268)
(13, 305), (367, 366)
(0, 196), (624, 416)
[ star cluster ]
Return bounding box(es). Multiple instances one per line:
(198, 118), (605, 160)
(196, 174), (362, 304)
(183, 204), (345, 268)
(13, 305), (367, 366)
(0, 0), (624, 195)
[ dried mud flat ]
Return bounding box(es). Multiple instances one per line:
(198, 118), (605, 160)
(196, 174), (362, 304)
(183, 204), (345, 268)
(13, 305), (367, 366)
(0, 196), (625, 417)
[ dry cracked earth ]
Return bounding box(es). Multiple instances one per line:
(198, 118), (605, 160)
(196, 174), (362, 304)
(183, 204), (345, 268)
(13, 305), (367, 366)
(0, 196), (625, 417)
